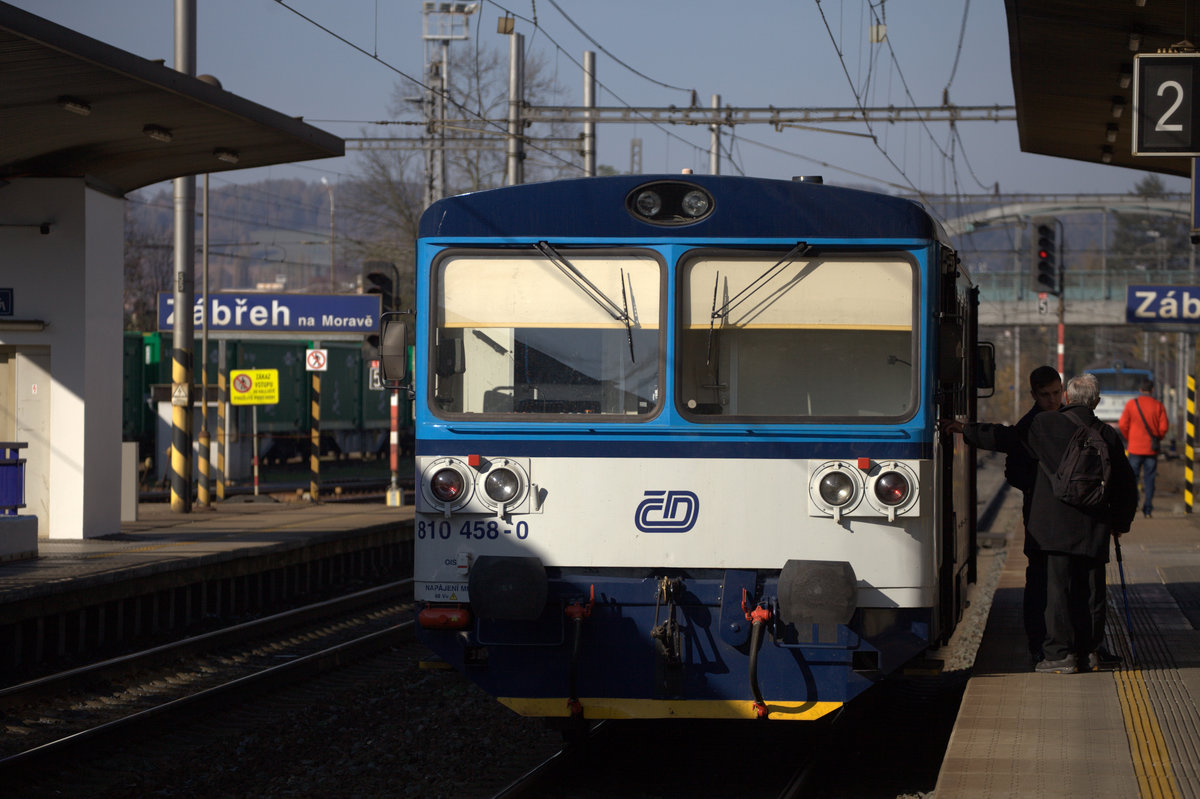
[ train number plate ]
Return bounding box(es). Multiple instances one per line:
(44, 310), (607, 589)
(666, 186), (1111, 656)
(417, 519), (531, 541)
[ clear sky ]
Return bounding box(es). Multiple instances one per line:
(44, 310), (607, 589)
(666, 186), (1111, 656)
(12, 0), (1193, 197)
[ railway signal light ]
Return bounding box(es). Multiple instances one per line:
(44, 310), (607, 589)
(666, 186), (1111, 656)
(363, 261), (400, 358)
(1030, 217), (1061, 296)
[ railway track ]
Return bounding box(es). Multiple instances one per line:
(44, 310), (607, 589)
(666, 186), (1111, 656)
(137, 475), (415, 504)
(490, 719), (826, 799)
(0, 580), (415, 790)
(0, 465), (1014, 797)
(485, 468), (1014, 799)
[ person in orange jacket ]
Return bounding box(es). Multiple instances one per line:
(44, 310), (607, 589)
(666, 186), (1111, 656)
(1118, 379), (1170, 517)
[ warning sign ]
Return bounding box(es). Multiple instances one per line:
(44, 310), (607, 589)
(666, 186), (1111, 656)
(230, 369), (279, 406)
(305, 348), (328, 371)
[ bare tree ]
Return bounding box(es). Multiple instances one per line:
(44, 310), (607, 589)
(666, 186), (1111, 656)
(341, 41), (578, 304)
(124, 198), (173, 331)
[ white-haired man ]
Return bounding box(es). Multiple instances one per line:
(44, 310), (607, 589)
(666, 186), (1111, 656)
(1026, 373), (1138, 674)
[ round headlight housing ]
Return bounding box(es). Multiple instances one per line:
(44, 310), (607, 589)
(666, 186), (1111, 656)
(634, 190), (662, 217)
(681, 189), (712, 217)
(626, 181), (715, 225)
(819, 470), (856, 507)
(484, 468), (521, 503)
(430, 468), (466, 503)
(808, 461), (863, 518)
(873, 470), (910, 506)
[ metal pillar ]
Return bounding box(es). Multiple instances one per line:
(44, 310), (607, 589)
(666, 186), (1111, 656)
(583, 51), (596, 176)
(506, 32), (525, 186)
(170, 0), (196, 513)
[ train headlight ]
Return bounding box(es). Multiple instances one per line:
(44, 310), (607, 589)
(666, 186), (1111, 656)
(819, 471), (856, 506)
(626, 181), (715, 225)
(681, 190), (712, 217)
(485, 468), (520, 503)
(808, 462), (863, 522)
(477, 459), (531, 517)
(634, 190), (662, 217)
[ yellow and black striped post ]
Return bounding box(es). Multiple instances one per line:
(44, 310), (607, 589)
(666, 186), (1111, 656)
(217, 366), (226, 501)
(1187, 375), (1195, 513)
(170, 347), (192, 513)
(310, 371), (320, 502)
(197, 427), (210, 507)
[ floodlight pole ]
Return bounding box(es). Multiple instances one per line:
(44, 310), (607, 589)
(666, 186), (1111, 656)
(422, 2), (477, 201)
(321, 177), (335, 291)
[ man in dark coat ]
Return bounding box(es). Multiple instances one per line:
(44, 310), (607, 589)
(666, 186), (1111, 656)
(943, 364), (1062, 663)
(1026, 373), (1138, 674)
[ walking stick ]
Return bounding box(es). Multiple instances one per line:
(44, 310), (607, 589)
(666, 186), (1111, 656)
(1114, 535), (1138, 664)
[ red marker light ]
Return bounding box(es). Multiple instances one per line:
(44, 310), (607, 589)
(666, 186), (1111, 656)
(468, 454), (481, 468)
(430, 468), (465, 501)
(874, 471), (910, 506)
(857, 457), (872, 471)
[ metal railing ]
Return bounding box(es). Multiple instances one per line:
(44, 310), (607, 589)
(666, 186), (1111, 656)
(973, 268), (1200, 303)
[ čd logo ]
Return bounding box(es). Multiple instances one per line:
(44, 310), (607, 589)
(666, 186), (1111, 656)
(635, 490), (699, 533)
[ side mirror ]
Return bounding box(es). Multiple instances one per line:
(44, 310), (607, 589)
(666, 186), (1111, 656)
(379, 313), (409, 385)
(976, 341), (995, 398)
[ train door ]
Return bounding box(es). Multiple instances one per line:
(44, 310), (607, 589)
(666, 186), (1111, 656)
(935, 249), (979, 642)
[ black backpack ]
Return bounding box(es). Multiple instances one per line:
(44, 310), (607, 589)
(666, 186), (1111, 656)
(1041, 410), (1113, 503)
(1039, 413), (1112, 508)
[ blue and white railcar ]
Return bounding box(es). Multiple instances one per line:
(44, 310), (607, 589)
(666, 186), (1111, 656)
(1085, 361), (1153, 425)
(382, 174), (986, 722)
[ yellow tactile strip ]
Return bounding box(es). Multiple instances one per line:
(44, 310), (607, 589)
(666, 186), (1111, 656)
(1107, 552), (1200, 799)
(936, 505), (1200, 798)
(1115, 667), (1181, 799)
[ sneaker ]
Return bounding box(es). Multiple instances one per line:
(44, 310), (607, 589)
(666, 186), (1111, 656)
(1035, 655), (1078, 674)
(1088, 649), (1122, 671)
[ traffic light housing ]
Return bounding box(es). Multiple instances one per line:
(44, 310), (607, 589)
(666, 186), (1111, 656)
(1030, 217), (1060, 295)
(362, 261), (399, 311)
(363, 261), (399, 358)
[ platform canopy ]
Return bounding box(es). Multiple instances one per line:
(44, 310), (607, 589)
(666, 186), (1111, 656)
(0, 2), (343, 197)
(1006, 0), (1194, 177)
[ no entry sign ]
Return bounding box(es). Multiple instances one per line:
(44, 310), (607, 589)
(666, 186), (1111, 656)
(230, 369), (280, 406)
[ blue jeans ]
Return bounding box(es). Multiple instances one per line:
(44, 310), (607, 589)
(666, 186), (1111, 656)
(1128, 454), (1159, 514)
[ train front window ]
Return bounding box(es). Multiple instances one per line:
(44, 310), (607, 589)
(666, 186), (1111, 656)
(679, 252), (917, 419)
(432, 251), (662, 418)
(1090, 371), (1148, 393)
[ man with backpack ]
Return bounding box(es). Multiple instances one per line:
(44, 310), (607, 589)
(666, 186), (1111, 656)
(1027, 373), (1138, 674)
(942, 364), (1062, 664)
(1118, 379), (1169, 518)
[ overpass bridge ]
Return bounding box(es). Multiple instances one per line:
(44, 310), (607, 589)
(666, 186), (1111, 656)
(932, 193), (1196, 327)
(972, 268), (1199, 327)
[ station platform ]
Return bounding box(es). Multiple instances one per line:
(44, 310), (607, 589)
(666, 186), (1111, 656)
(936, 465), (1200, 798)
(0, 497), (415, 672)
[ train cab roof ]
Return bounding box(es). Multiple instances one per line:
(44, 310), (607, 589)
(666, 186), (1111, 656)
(418, 174), (940, 242)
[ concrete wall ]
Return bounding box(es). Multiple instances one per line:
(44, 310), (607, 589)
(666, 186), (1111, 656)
(0, 178), (123, 539)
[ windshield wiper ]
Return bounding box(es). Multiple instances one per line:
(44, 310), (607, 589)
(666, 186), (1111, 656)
(710, 241), (811, 322)
(535, 241), (636, 362)
(706, 269), (720, 366)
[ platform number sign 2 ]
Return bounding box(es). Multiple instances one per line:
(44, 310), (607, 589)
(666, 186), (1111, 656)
(1134, 53), (1200, 156)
